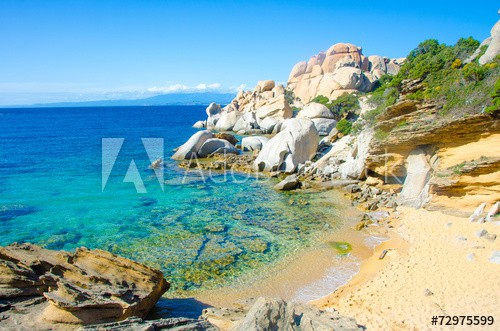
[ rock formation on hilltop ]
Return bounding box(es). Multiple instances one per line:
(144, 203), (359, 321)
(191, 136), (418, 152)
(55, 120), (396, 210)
(287, 42), (403, 103)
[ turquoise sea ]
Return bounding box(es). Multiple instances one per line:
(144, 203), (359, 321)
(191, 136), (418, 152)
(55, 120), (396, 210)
(0, 106), (352, 294)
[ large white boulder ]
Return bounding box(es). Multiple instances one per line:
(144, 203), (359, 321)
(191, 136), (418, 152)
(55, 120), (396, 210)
(241, 136), (269, 152)
(258, 117), (280, 134)
(297, 103), (335, 119)
(206, 102), (221, 116)
(172, 130), (214, 160)
(254, 118), (319, 173)
(311, 118), (337, 136)
(256, 80), (275, 92)
(397, 148), (432, 208)
(233, 112), (258, 132)
(198, 138), (239, 157)
(215, 111), (241, 131)
(479, 20), (500, 65)
(206, 113), (220, 130)
(338, 129), (373, 179)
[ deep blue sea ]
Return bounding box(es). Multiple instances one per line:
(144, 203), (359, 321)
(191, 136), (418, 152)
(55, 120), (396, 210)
(0, 106), (350, 294)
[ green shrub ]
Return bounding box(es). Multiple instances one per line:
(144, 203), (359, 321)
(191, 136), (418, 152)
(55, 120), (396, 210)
(485, 76), (500, 116)
(463, 62), (487, 81)
(374, 128), (389, 141)
(336, 119), (352, 135)
(310, 95), (329, 105)
(327, 92), (360, 117)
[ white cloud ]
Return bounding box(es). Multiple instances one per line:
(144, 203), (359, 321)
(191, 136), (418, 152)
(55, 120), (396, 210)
(147, 82), (222, 94)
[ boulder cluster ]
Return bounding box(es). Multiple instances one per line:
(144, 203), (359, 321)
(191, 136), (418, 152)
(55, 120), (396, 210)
(288, 42), (403, 103)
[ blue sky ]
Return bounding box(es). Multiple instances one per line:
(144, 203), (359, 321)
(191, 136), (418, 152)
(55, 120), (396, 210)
(0, 1), (499, 105)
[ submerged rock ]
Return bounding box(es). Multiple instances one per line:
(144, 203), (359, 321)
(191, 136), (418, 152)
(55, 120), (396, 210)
(0, 243), (169, 326)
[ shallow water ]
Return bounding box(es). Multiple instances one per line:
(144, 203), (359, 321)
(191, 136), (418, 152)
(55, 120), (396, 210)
(0, 106), (356, 294)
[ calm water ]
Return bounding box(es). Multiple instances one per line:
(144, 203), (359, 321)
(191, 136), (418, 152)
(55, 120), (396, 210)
(0, 106), (349, 294)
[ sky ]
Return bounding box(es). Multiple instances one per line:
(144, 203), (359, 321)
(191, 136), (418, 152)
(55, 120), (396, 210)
(0, 0), (499, 105)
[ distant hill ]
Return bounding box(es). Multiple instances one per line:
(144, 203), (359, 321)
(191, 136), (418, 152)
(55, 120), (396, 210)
(6, 92), (236, 108)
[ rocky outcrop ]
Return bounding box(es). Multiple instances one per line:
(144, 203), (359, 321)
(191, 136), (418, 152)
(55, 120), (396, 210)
(77, 317), (217, 331)
(397, 148), (432, 208)
(287, 42), (403, 103)
(0, 243), (169, 326)
(203, 297), (363, 331)
(254, 118), (319, 173)
(172, 130), (214, 160)
(479, 17), (500, 65)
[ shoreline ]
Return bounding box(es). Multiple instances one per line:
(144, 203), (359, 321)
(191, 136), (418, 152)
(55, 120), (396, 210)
(312, 206), (500, 330)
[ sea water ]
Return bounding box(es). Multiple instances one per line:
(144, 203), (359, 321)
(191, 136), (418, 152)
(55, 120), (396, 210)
(0, 106), (354, 294)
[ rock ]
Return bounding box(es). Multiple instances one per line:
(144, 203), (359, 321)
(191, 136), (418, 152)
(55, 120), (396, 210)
(233, 112), (258, 132)
(479, 20), (500, 65)
(476, 228), (488, 238)
(198, 139), (239, 158)
(467, 37), (492, 63)
(255, 95), (292, 120)
(149, 158), (163, 169)
(397, 148), (431, 208)
(77, 317), (217, 331)
(469, 202), (487, 222)
(486, 202), (499, 222)
(215, 110), (241, 131)
(0, 243), (169, 326)
(256, 80), (275, 92)
(272, 84), (285, 96)
(206, 102), (221, 116)
(172, 130), (214, 160)
(297, 103), (335, 119)
(365, 176), (383, 186)
(192, 120), (205, 129)
(424, 289), (434, 296)
(489, 251), (500, 264)
(254, 118), (319, 173)
(338, 129), (374, 180)
(241, 136), (269, 152)
(214, 132), (238, 145)
(311, 118), (337, 136)
(274, 174), (300, 191)
(226, 297), (362, 331)
(206, 113), (220, 130)
(258, 116), (280, 134)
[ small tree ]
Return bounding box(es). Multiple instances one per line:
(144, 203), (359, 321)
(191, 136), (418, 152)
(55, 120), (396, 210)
(336, 119), (352, 135)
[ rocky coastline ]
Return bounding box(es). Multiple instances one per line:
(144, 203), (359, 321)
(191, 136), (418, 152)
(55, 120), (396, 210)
(2, 12), (500, 331)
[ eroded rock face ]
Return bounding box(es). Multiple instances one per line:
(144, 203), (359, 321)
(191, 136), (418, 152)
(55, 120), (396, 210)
(287, 42), (402, 103)
(0, 243), (169, 326)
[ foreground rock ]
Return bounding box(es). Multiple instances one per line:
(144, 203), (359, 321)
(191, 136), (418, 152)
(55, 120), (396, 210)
(254, 118), (319, 173)
(274, 174), (300, 191)
(0, 243), (169, 326)
(203, 297), (363, 331)
(77, 317), (216, 331)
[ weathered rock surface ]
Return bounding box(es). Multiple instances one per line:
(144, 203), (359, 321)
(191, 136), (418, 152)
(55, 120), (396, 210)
(397, 148), (432, 208)
(479, 19), (500, 65)
(198, 138), (239, 158)
(287, 42), (402, 103)
(172, 130), (214, 160)
(77, 317), (217, 331)
(274, 174), (300, 191)
(203, 297), (363, 331)
(254, 118), (319, 173)
(241, 136), (269, 152)
(0, 243), (169, 326)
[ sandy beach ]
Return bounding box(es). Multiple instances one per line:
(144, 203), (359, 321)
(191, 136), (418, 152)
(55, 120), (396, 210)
(313, 207), (500, 330)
